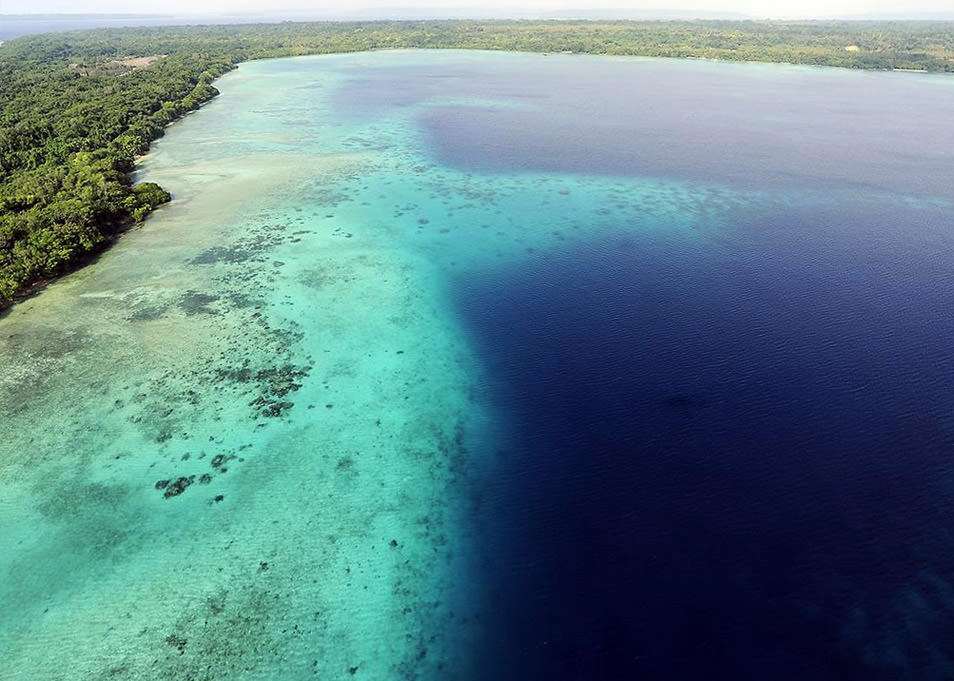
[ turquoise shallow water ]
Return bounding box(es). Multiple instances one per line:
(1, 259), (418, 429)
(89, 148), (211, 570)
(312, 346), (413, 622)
(3, 50), (954, 679)
(0, 52), (501, 680)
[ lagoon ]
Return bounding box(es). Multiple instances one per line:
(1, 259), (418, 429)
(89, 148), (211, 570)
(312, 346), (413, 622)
(2, 50), (954, 679)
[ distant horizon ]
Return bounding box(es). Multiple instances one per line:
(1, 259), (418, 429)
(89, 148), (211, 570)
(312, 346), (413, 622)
(4, 7), (954, 21)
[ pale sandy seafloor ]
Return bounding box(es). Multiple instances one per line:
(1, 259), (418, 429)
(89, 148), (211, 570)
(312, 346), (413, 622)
(0, 51), (770, 680)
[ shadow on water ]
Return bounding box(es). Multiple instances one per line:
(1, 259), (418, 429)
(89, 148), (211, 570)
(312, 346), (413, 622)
(453, 204), (954, 681)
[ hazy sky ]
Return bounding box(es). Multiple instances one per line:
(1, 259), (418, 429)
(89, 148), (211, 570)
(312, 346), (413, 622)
(2, 0), (952, 19)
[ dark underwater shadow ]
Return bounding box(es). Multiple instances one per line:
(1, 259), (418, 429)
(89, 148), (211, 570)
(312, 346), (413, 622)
(452, 208), (954, 681)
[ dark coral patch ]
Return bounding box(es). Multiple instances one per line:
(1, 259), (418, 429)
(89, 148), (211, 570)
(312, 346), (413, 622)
(162, 475), (195, 499)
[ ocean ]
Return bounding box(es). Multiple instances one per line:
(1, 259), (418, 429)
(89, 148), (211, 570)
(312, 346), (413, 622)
(1, 50), (954, 679)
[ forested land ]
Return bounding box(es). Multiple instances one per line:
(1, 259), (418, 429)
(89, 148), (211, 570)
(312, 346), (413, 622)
(2, 20), (953, 305)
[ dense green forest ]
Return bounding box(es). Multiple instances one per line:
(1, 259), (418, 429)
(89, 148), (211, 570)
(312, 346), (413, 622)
(2, 20), (953, 305)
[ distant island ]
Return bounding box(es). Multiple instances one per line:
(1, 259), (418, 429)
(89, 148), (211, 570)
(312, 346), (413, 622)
(2, 19), (953, 306)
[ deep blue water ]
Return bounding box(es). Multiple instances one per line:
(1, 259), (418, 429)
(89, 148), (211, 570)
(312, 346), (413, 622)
(457, 198), (954, 680)
(356, 55), (954, 680)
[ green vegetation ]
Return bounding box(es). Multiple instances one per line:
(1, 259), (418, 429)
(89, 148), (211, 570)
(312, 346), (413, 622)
(2, 20), (953, 305)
